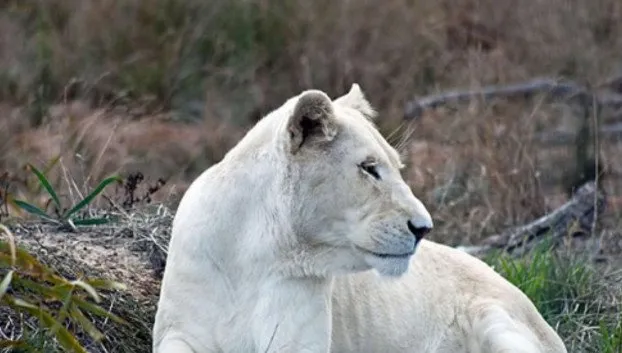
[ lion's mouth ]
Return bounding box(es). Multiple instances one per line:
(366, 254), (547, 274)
(355, 245), (414, 259)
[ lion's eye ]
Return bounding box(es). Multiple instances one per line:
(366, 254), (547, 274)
(360, 162), (381, 180)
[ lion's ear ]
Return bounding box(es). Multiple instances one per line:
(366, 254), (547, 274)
(287, 90), (338, 154)
(333, 83), (376, 120)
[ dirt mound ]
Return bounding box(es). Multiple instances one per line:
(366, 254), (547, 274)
(1, 206), (173, 353)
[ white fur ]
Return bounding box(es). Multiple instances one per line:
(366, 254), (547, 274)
(152, 84), (567, 353)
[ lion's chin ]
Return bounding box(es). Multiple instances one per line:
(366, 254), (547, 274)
(361, 252), (412, 277)
(351, 242), (418, 277)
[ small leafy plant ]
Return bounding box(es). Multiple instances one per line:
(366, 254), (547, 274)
(0, 157), (61, 222)
(0, 224), (128, 352)
(12, 164), (121, 229)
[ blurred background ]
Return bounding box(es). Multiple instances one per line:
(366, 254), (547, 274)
(0, 0), (621, 248)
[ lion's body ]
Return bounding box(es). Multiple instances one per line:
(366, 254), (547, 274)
(153, 85), (567, 353)
(331, 240), (563, 353)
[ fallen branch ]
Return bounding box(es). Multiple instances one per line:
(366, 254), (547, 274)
(533, 122), (622, 146)
(596, 73), (622, 92)
(456, 181), (606, 257)
(404, 78), (622, 120)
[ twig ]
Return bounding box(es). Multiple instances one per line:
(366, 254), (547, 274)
(404, 77), (622, 120)
(592, 86), (602, 241)
(533, 122), (622, 146)
(596, 73), (622, 91)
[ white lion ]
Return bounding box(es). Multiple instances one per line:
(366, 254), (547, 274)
(152, 84), (567, 353)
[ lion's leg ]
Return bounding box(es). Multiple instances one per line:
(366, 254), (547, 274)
(155, 337), (196, 353)
(470, 305), (545, 353)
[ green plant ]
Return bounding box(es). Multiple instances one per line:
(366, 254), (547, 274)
(0, 157), (60, 222)
(493, 244), (592, 319)
(13, 164), (121, 228)
(599, 318), (622, 353)
(0, 224), (128, 352)
(486, 242), (622, 352)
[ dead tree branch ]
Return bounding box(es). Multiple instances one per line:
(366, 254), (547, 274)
(534, 122), (622, 146)
(404, 78), (622, 120)
(456, 181), (606, 257)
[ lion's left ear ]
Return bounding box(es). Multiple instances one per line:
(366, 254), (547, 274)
(333, 83), (377, 120)
(287, 90), (338, 154)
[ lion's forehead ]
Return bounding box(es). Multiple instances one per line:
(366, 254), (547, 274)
(336, 112), (404, 170)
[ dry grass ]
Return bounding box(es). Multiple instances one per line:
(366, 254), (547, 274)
(1, 0), (621, 114)
(0, 212), (172, 353)
(1, 0), (620, 216)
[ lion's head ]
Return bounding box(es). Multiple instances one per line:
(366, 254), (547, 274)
(278, 84), (433, 277)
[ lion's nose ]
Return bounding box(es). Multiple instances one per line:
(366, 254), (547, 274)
(407, 219), (432, 242)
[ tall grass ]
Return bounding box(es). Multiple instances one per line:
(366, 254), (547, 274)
(1, 0), (620, 125)
(487, 243), (622, 352)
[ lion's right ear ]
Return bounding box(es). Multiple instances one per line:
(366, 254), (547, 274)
(287, 90), (338, 154)
(333, 83), (376, 120)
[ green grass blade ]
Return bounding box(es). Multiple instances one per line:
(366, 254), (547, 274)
(69, 306), (105, 342)
(0, 224), (16, 266)
(6, 251), (66, 284)
(73, 296), (128, 325)
(0, 270), (13, 301)
(12, 200), (58, 222)
(63, 176), (122, 219)
(49, 286), (75, 338)
(39, 309), (89, 353)
(72, 218), (110, 226)
(27, 164), (61, 211)
(0, 340), (30, 349)
(11, 276), (62, 302)
(85, 278), (127, 291)
(70, 279), (101, 303)
(7, 296), (88, 353)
